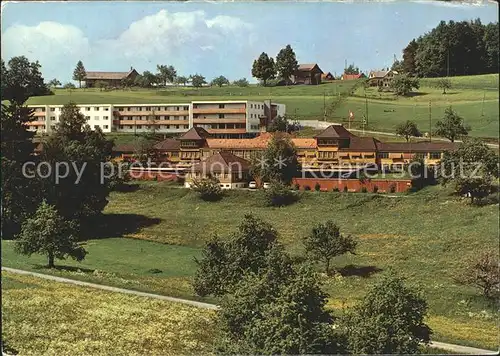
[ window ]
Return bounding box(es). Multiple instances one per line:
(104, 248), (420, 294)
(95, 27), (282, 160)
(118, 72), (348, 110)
(50, 116), (55, 120)
(219, 114), (224, 119)
(95, 116), (99, 120)
(119, 125), (124, 129)
(219, 104), (225, 109)
(118, 108), (124, 111)
(184, 106), (189, 110)
(128, 126), (133, 129)
(104, 107), (109, 111)
(103, 116), (109, 120)
(104, 125), (109, 129)
(429, 152), (441, 159)
(86, 107), (91, 111)
(250, 104), (253, 109)
(137, 125), (142, 129)
(94, 107), (100, 111)
(167, 125), (171, 129)
(184, 125), (189, 129)
(85, 116), (90, 120)
(176, 125), (180, 129)
(50, 107), (55, 112)
(378, 152), (389, 159)
(40, 108), (46, 112)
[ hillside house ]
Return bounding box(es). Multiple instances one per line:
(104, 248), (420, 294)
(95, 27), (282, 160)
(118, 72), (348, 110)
(340, 73), (366, 80)
(85, 68), (139, 88)
(321, 72), (335, 81)
(292, 64), (324, 85)
(368, 70), (397, 87)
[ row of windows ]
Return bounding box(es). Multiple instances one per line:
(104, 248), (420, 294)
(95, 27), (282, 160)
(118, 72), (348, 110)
(120, 116), (188, 121)
(84, 116), (109, 120)
(250, 103), (263, 109)
(83, 107), (110, 111)
(117, 106), (189, 112)
(118, 125), (188, 130)
(378, 152), (441, 159)
(94, 125), (109, 130)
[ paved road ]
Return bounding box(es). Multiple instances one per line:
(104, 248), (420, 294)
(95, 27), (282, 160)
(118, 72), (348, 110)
(2, 267), (498, 355)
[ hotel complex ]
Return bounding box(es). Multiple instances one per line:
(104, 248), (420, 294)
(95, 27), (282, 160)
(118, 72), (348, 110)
(27, 100), (286, 139)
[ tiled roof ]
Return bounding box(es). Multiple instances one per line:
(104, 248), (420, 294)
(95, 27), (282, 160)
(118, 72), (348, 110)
(153, 138), (180, 151)
(376, 141), (459, 153)
(341, 74), (363, 80)
(297, 63), (323, 73)
(315, 125), (355, 139)
(191, 151), (251, 172)
(206, 134), (271, 149)
(369, 70), (391, 79)
(339, 137), (379, 151)
(180, 126), (211, 140)
(85, 69), (136, 80)
(292, 138), (317, 149)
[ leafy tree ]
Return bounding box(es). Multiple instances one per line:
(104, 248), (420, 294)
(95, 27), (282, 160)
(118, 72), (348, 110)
(267, 115), (300, 133)
(156, 64), (177, 86)
(216, 259), (345, 355)
(344, 63), (360, 75)
(190, 74), (207, 88)
(275, 45), (299, 83)
(390, 74), (420, 96)
(391, 59), (404, 73)
(211, 75), (230, 87)
(233, 78), (249, 87)
(193, 214), (278, 297)
(72, 60), (86, 88)
(402, 40), (418, 75)
(190, 175), (224, 201)
(264, 179), (299, 207)
(174, 75), (189, 86)
(41, 102), (114, 225)
(303, 220), (357, 275)
(251, 52), (276, 86)
(2, 56), (51, 103)
(15, 201), (87, 268)
(63, 82), (76, 89)
(343, 273), (432, 354)
(484, 22), (499, 73)
(408, 157), (436, 190)
(132, 134), (158, 164)
(436, 78), (452, 94)
(48, 79), (62, 88)
(395, 120), (422, 142)
(136, 71), (158, 88)
(94, 80), (110, 91)
(251, 134), (301, 185)
(457, 251), (499, 299)
(434, 106), (470, 142)
(440, 138), (499, 203)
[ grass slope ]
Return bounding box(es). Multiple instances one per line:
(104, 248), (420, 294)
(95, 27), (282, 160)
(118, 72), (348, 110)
(2, 182), (498, 349)
(2, 271), (215, 355)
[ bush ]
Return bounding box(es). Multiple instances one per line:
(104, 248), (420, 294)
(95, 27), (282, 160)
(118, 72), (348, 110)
(389, 184), (396, 193)
(343, 186), (348, 193)
(304, 185), (311, 191)
(191, 176), (224, 201)
(456, 251), (499, 299)
(314, 182), (321, 191)
(332, 187), (340, 192)
(361, 187), (368, 193)
(294, 183), (300, 190)
(373, 185), (379, 193)
(264, 181), (299, 207)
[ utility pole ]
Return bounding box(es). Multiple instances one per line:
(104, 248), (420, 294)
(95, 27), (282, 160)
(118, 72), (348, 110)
(428, 100), (432, 142)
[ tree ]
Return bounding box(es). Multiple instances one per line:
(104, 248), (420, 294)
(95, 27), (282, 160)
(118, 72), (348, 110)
(190, 176), (224, 201)
(41, 102), (114, 225)
(48, 79), (62, 88)
(343, 273), (432, 354)
(251, 52), (276, 86)
(303, 220), (357, 275)
(275, 45), (299, 84)
(94, 80), (110, 91)
(63, 82), (76, 89)
(15, 201), (87, 268)
(174, 76), (189, 86)
(72, 60), (86, 88)
(457, 251), (499, 299)
(190, 74), (207, 88)
(440, 138), (498, 203)
(216, 260), (345, 355)
(434, 106), (470, 142)
(233, 78), (249, 87)
(264, 179), (299, 207)
(484, 22), (499, 73)
(436, 78), (452, 94)
(402, 39), (418, 75)
(211, 75), (230, 87)
(251, 134), (301, 185)
(156, 64), (177, 86)
(391, 60), (404, 73)
(344, 63), (360, 75)
(2, 56), (51, 103)
(395, 120), (422, 142)
(267, 115), (300, 133)
(193, 214), (278, 297)
(389, 74), (420, 96)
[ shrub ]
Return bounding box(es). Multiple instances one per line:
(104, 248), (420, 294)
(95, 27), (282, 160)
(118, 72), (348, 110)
(314, 182), (321, 191)
(361, 187), (368, 193)
(191, 176), (224, 201)
(264, 180), (299, 207)
(456, 251), (499, 299)
(389, 184), (396, 193)
(304, 185), (311, 191)
(332, 187), (340, 192)
(343, 186), (348, 193)
(294, 183), (300, 190)
(373, 185), (379, 193)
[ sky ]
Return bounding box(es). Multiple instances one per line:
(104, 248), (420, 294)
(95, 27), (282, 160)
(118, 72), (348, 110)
(1, 1), (498, 84)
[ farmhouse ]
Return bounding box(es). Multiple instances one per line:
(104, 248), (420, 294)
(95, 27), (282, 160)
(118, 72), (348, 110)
(85, 68), (139, 88)
(340, 73), (366, 80)
(292, 64), (324, 85)
(368, 70), (397, 87)
(321, 72), (335, 81)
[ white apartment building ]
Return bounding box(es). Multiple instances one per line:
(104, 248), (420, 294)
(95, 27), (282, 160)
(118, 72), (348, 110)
(27, 100), (286, 138)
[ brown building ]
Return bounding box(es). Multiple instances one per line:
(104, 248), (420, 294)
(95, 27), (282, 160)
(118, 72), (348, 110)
(340, 73), (366, 80)
(293, 63), (324, 85)
(85, 68), (139, 88)
(321, 72), (335, 81)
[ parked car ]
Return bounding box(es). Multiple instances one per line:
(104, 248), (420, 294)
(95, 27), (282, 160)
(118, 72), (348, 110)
(263, 182), (271, 189)
(248, 181), (257, 189)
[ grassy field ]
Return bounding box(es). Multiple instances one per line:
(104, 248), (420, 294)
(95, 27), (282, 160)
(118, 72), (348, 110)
(2, 182), (498, 349)
(2, 271), (215, 355)
(27, 74), (499, 138)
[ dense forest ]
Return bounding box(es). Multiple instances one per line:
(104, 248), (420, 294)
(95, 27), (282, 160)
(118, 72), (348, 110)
(399, 19), (498, 77)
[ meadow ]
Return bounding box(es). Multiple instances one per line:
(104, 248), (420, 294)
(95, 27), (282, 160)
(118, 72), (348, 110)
(27, 74), (499, 138)
(2, 182), (498, 349)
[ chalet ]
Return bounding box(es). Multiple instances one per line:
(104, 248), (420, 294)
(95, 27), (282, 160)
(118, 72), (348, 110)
(340, 73), (366, 80)
(292, 64), (324, 85)
(85, 68), (139, 88)
(368, 70), (397, 87)
(321, 72), (335, 81)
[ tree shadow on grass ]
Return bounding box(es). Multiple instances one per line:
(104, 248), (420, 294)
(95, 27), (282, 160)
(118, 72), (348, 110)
(80, 214), (162, 240)
(406, 92), (429, 97)
(113, 183), (140, 193)
(32, 264), (96, 273)
(338, 264), (382, 278)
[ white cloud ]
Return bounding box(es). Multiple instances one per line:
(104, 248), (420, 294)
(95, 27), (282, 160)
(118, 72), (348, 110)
(411, 0), (485, 8)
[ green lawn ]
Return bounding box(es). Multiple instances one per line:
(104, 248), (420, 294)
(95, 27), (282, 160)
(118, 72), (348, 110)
(2, 182), (498, 349)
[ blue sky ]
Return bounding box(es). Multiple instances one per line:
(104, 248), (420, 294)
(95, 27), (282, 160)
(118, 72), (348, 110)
(1, 1), (498, 83)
